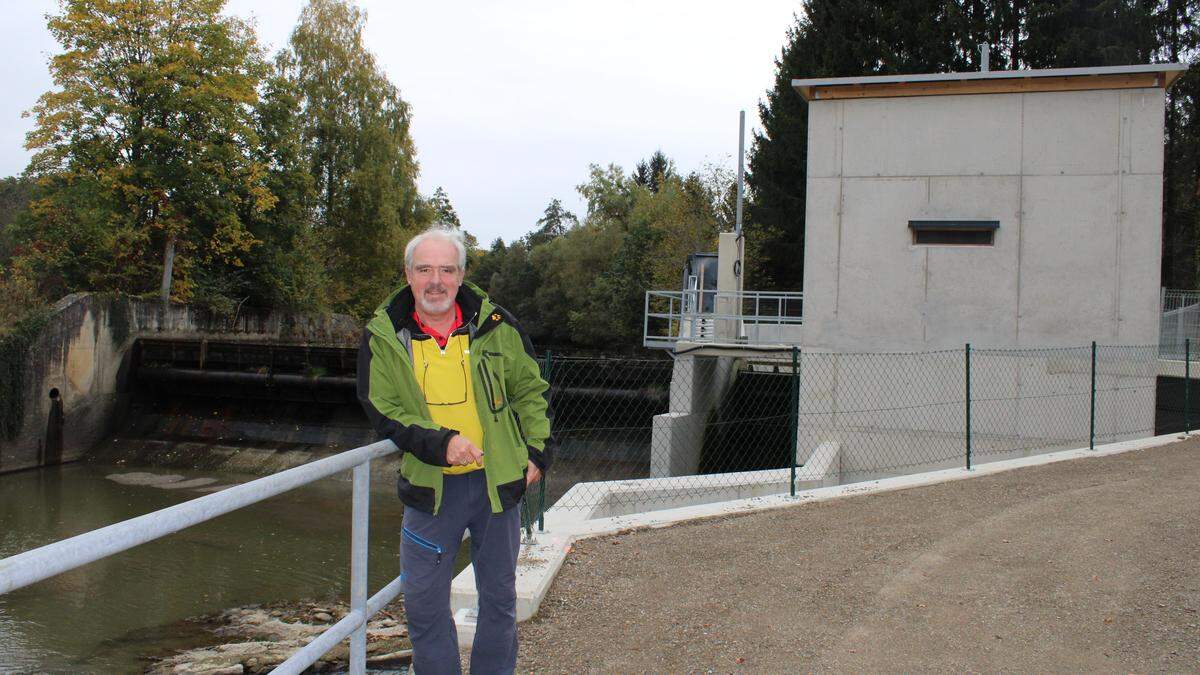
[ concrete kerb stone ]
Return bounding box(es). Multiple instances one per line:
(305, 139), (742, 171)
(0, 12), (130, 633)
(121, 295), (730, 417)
(448, 431), (1187, 640)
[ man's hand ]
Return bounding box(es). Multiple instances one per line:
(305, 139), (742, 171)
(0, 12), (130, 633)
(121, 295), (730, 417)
(526, 460), (542, 487)
(445, 434), (483, 466)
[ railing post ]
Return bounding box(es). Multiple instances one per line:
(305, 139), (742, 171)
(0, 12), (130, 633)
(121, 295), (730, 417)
(349, 461), (370, 674)
(965, 343), (972, 471)
(539, 349), (552, 532)
(790, 346), (800, 497)
(643, 292), (650, 345)
(1090, 341), (1097, 451)
(1186, 338), (1191, 435)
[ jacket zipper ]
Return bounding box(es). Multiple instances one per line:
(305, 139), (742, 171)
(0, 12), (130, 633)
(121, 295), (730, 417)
(477, 360), (507, 422)
(402, 526), (444, 564)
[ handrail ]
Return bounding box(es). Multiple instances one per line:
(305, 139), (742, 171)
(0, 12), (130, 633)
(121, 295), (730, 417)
(644, 289), (804, 348)
(0, 439), (402, 674)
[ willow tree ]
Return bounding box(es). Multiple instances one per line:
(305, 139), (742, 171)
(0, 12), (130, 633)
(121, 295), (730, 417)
(23, 0), (272, 304)
(280, 0), (422, 316)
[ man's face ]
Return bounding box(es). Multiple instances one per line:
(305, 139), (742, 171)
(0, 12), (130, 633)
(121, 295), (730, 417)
(406, 238), (464, 316)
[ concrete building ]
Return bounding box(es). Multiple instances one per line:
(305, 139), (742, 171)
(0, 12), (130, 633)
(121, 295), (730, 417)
(648, 63), (1187, 487)
(791, 63), (1187, 479)
(795, 63), (1185, 352)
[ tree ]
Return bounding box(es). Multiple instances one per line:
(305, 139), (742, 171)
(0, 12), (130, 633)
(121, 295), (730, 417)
(527, 198), (578, 247)
(281, 0), (422, 316)
(632, 150), (676, 193)
(0, 177), (35, 266)
(1161, 10), (1200, 287)
(241, 60), (331, 312)
(468, 237), (507, 290)
(1022, 0), (1159, 68)
(428, 186), (461, 227)
(23, 0), (271, 305)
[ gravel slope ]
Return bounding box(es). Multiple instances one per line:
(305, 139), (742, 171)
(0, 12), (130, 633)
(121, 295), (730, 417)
(516, 439), (1200, 673)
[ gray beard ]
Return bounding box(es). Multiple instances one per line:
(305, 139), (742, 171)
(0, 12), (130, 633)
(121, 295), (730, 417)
(417, 292), (453, 315)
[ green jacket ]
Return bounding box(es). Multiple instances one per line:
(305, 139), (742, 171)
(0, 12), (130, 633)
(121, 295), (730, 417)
(356, 282), (553, 514)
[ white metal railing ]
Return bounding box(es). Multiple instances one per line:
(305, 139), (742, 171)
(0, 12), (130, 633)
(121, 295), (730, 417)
(1161, 288), (1200, 360)
(644, 289), (803, 349)
(0, 440), (402, 675)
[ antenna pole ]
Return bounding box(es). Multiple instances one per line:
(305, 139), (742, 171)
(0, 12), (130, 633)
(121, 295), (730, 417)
(736, 110), (745, 238)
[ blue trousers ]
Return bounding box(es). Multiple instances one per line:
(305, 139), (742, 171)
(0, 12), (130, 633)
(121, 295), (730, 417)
(401, 470), (521, 675)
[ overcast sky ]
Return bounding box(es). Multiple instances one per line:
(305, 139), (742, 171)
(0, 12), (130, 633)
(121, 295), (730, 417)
(0, 1), (799, 244)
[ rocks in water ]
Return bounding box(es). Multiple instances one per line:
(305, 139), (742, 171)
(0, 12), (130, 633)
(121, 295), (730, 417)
(105, 471), (221, 492)
(148, 600), (411, 674)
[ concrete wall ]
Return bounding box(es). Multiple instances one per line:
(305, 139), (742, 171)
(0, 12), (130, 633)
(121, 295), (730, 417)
(802, 88), (1165, 352)
(650, 355), (737, 477)
(0, 294), (360, 474)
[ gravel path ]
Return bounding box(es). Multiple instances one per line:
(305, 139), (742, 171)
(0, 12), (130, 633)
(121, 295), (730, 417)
(516, 439), (1200, 673)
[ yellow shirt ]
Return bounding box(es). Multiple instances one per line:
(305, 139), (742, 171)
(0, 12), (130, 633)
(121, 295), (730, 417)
(411, 333), (485, 474)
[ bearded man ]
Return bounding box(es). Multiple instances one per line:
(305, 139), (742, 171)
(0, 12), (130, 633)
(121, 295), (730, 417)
(357, 225), (552, 674)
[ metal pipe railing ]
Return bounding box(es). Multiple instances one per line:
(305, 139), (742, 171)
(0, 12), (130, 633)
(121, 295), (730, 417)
(644, 289), (804, 348)
(0, 439), (403, 674)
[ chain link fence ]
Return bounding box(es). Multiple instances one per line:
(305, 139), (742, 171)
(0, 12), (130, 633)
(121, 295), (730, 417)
(521, 343), (1178, 532)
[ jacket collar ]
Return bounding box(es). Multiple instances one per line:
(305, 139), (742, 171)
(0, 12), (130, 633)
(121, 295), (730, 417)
(367, 281), (501, 344)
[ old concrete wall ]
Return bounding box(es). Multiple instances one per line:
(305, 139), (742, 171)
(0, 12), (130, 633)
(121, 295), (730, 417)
(802, 87), (1165, 352)
(0, 294), (360, 475)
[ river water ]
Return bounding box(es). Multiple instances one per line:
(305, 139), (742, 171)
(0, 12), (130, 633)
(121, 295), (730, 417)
(0, 460), (466, 673)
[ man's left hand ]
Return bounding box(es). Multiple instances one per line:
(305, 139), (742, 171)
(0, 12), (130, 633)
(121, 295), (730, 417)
(526, 460), (542, 487)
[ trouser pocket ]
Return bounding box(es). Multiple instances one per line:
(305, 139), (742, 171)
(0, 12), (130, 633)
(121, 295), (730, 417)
(402, 525), (444, 566)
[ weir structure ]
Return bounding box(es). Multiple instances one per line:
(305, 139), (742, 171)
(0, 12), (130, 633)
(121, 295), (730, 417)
(0, 293), (361, 475)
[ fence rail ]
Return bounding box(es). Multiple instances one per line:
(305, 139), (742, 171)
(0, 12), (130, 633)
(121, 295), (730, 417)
(1161, 288), (1200, 360)
(643, 289), (803, 348)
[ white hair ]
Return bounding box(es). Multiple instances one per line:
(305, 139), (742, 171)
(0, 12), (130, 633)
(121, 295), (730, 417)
(404, 224), (467, 270)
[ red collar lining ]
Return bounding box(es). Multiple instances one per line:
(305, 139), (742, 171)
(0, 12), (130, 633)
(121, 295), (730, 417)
(412, 303), (463, 349)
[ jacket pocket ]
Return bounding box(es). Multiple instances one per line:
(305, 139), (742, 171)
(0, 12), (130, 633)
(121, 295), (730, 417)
(401, 526), (444, 565)
(397, 474), (436, 514)
(496, 475), (527, 511)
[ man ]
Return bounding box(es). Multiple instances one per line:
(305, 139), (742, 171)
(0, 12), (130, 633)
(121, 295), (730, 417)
(357, 225), (552, 674)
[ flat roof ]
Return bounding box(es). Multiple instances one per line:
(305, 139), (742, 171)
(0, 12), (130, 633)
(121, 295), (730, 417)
(792, 63), (1189, 101)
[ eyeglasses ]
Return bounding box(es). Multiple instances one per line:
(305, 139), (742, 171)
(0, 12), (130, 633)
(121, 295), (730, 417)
(418, 340), (468, 407)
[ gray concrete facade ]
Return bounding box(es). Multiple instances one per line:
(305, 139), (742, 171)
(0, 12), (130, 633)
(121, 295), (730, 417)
(801, 87), (1166, 352)
(788, 69), (1181, 477)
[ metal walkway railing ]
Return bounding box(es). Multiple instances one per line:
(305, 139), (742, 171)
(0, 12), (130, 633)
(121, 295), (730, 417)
(0, 440), (401, 674)
(643, 289), (804, 349)
(1161, 288), (1200, 360)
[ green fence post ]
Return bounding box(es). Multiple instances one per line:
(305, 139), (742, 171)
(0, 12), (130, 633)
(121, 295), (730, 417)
(790, 346), (799, 497)
(539, 349), (553, 532)
(1090, 341), (1097, 450)
(965, 343), (972, 471)
(1186, 339), (1191, 436)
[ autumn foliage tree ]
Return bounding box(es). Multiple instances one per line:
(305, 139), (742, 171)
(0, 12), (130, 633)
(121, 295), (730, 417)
(20, 0), (272, 307)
